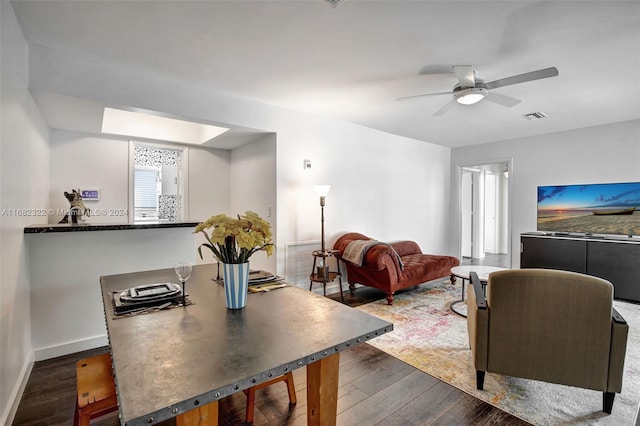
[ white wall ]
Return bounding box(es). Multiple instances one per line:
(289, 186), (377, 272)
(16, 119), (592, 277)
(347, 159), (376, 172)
(27, 227), (197, 361)
(28, 46), (455, 281)
(451, 119), (640, 267)
(49, 131), (130, 223)
(230, 134), (277, 272)
(30, 131), (233, 362)
(187, 145), (230, 224)
(275, 115), (452, 259)
(187, 142), (232, 265)
(0, 2), (50, 423)
(49, 130), (232, 226)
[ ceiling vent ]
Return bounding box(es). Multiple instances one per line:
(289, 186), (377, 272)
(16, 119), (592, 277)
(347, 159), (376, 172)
(523, 111), (549, 120)
(323, 0), (345, 7)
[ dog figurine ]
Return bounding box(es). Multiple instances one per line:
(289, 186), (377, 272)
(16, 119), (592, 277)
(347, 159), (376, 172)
(58, 189), (90, 224)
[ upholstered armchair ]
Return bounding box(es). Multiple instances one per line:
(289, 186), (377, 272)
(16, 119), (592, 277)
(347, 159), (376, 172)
(467, 269), (628, 414)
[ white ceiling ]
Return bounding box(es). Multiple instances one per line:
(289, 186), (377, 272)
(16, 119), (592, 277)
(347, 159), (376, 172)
(30, 90), (271, 150)
(11, 0), (640, 148)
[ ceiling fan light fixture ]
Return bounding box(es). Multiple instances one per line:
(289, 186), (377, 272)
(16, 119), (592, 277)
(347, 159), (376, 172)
(455, 88), (488, 105)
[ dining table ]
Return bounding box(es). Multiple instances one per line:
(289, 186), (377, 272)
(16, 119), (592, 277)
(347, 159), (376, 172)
(100, 263), (393, 425)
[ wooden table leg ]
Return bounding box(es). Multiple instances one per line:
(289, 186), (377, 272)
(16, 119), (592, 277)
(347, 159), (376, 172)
(306, 352), (340, 426)
(176, 400), (218, 426)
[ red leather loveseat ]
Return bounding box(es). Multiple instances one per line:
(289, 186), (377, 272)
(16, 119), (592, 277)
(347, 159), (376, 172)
(333, 232), (460, 305)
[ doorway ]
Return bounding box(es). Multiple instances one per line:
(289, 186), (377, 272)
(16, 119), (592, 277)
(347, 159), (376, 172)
(459, 161), (510, 268)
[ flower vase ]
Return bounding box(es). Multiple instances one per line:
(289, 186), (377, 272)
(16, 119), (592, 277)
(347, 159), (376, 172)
(222, 262), (249, 309)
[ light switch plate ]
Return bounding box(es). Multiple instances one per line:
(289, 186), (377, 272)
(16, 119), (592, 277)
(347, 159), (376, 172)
(80, 188), (100, 201)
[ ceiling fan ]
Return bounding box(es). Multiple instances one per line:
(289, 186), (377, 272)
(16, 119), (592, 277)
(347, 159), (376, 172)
(397, 65), (559, 116)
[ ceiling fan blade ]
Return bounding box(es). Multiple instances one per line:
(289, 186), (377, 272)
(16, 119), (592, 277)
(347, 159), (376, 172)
(433, 100), (457, 117)
(453, 65), (475, 88)
(396, 91), (451, 101)
(484, 92), (522, 107)
(485, 67), (559, 90)
(418, 64), (455, 75)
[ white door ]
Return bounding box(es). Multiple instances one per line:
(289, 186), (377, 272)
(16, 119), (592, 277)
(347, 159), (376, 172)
(459, 161), (510, 267)
(461, 171), (473, 258)
(484, 172), (497, 254)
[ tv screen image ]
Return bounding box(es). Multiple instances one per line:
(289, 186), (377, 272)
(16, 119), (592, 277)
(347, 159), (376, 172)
(537, 181), (640, 236)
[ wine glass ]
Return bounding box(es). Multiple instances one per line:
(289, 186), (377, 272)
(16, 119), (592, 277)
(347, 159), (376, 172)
(174, 261), (192, 306)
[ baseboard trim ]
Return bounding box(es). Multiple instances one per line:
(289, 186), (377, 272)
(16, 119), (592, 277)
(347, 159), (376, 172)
(34, 334), (108, 361)
(3, 336), (109, 424)
(1, 350), (34, 426)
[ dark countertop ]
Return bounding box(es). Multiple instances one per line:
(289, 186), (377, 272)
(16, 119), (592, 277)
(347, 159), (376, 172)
(521, 231), (640, 244)
(24, 221), (200, 234)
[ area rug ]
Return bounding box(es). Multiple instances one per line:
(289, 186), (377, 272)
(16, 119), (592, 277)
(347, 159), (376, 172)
(356, 280), (640, 425)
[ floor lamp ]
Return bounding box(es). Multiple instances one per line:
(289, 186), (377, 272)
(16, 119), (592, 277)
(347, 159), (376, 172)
(315, 184), (331, 279)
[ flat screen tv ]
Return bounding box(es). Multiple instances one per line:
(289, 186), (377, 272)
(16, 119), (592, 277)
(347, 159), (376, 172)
(537, 181), (640, 236)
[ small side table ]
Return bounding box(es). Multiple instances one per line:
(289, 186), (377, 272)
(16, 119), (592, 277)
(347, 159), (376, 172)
(310, 249), (344, 302)
(450, 265), (507, 317)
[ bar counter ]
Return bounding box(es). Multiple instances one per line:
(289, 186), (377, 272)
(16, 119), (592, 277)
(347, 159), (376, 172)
(24, 221), (200, 233)
(26, 221), (199, 360)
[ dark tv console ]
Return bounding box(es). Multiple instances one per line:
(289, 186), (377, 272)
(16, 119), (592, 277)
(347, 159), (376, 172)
(521, 232), (640, 303)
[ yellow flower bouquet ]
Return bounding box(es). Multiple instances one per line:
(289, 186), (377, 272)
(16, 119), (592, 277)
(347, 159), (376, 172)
(195, 211), (274, 264)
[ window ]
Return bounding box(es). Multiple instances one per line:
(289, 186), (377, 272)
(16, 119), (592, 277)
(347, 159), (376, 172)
(134, 166), (160, 220)
(129, 143), (188, 223)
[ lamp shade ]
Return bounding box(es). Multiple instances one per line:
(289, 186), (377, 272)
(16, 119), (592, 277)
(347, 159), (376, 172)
(314, 185), (331, 197)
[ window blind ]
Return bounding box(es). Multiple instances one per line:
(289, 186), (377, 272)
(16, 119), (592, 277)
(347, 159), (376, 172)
(134, 168), (159, 209)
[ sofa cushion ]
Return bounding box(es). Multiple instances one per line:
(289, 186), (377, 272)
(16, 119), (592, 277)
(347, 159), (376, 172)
(390, 240), (422, 257)
(400, 253), (460, 283)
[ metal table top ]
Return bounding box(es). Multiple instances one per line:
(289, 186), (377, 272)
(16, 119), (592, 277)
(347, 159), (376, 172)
(100, 264), (392, 425)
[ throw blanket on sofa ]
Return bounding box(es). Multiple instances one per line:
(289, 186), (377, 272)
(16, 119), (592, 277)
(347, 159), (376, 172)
(342, 240), (404, 270)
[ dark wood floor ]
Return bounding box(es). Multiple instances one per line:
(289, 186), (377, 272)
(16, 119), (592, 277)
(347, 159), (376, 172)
(13, 283), (529, 426)
(461, 253), (510, 268)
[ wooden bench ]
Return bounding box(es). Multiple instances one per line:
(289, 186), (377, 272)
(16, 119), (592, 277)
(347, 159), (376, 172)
(74, 352), (294, 425)
(74, 353), (119, 426)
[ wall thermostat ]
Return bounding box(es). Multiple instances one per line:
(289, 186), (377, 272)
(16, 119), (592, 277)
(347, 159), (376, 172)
(80, 188), (100, 201)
